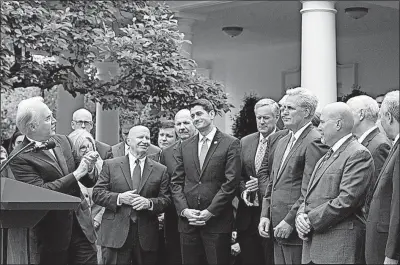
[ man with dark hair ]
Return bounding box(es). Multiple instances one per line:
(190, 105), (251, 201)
(155, 121), (177, 157)
(375, 93), (386, 108)
(171, 99), (241, 265)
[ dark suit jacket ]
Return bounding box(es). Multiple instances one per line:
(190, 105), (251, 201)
(95, 140), (113, 160)
(171, 129), (241, 234)
(160, 142), (180, 238)
(299, 136), (374, 264)
(92, 156), (170, 251)
(261, 125), (328, 245)
(360, 127), (391, 213)
(366, 140), (399, 264)
(9, 135), (97, 251)
(112, 142), (161, 158)
(235, 129), (288, 233)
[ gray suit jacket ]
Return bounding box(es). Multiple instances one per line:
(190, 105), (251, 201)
(112, 142), (161, 158)
(360, 127), (391, 213)
(92, 156), (170, 251)
(95, 140), (113, 160)
(261, 125), (328, 245)
(299, 136), (375, 264)
(366, 140), (399, 264)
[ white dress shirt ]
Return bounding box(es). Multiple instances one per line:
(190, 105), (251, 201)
(125, 143), (130, 156)
(117, 152), (152, 210)
(394, 134), (399, 146)
(292, 122), (312, 146)
(332, 133), (353, 153)
(198, 127), (217, 158)
(358, 126), (378, 143)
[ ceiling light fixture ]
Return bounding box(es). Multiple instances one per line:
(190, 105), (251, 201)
(222, 26), (243, 38)
(345, 7), (369, 20)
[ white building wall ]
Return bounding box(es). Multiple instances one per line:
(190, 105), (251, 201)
(194, 31), (399, 134)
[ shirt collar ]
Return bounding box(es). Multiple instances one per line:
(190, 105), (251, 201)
(293, 122), (312, 141)
(332, 133), (353, 153)
(26, 136), (46, 146)
(199, 127), (217, 143)
(358, 126), (378, 143)
(259, 128), (276, 143)
(128, 151), (146, 164)
(394, 134), (399, 145)
(124, 143), (130, 154)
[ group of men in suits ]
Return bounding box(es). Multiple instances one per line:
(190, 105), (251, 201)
(5, 87), (399, 265)
(237, 88), (399, 265)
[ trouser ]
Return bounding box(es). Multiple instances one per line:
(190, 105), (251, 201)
(273, 241), (302, 265)
(180, 230), (231, 265)
(40, 218), (97, 265)
(101, 221), (157, 265)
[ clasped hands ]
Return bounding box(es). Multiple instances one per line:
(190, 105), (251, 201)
(183, 208), (213, 226)
(74, 151), (100, 179)
(243, 176), (259, 206)
(295, 213), (312, 241)
(258, 218), (293, 239)
(119, 189), (151, 210)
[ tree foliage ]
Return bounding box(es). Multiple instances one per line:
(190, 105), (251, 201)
(231, 93), (261, 139)
(1, 0), (232, 123)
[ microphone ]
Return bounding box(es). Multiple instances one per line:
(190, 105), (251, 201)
(23, 141), (56, 153)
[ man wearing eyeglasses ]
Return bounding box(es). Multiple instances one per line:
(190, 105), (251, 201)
(71, 109), (113, 160)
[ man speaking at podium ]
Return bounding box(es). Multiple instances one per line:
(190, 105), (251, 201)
(9, 97), (98, 265)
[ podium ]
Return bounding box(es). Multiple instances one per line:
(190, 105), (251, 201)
(0, 177), (81, 264)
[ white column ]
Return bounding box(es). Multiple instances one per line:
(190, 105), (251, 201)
(95, 62), (120, 145)
(176, 12), (206, 58)
(301, 1), (337, 111)
(56, 86), (84, 135)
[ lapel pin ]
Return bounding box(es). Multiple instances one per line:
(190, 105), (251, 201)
(214, 141), (218, 144)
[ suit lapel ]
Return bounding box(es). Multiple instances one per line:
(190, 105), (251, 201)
(308, 137), (355, 193)
(120, 143), (125, 157)
(371, 141), (399, 194)
(200, 130), (222, 179)
(281, 126), (312, 173)
(51, 138), (69, 176)
(120, 155), (133, 190)
(172, 143), (179, 163)
(361, 127), (380, 147)
(139, 158), (153, 193)
(272, 133), (291, 185)
(249, 133), (260, 177)
(191, 135), (201, 176)
(276, 126), (312, 183)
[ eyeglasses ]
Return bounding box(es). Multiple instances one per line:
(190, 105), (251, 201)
(73, 120), (93, 126)
(79, 145), (93, 153)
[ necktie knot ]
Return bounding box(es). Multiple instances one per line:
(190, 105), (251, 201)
(325, 148), (333, 159)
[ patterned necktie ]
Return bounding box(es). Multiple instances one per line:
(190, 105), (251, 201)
(131, 159), (141, 222)
(255, 137), (268, 173)
(199, 138), (209, 169)
(317, 148), (333, 171)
